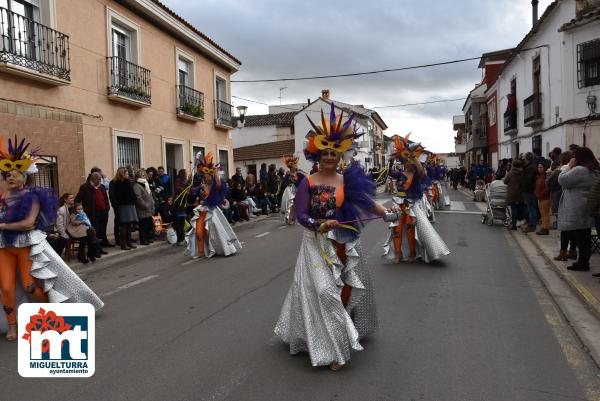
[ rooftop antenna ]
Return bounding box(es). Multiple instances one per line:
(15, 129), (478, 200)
(278, 87), (288, 105)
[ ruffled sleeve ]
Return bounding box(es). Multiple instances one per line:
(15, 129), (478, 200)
(295, 178), (320, 231)
(295, 172), (306, 188)
(204, 180), (228, 209)
(336, 162), (376, 233)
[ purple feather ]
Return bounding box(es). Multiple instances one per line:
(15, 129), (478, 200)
(305, 114), (322, 136)
(329, 103), (336, 132)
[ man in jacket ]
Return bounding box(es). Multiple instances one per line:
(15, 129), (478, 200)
(76, 171), (111, 255)
(520, 152), (539, 232)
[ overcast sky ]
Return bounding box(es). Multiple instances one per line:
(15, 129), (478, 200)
(162, 0), (553, 153)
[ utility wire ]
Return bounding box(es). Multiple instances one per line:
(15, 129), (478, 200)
(373, 98), (467, 108)
(233, 94), (468, 110)
(231, 56), (481, 83)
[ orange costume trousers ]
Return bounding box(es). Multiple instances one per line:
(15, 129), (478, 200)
(392, 212), (416, 259)
(195, 211), (207, 257)
(0, 247), (48, 324)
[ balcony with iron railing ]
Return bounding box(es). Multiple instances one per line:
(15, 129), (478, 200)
(214, 99), (234, 129)
(107, 56), (151, 106)
(504, 108), (517, 135)
(523, 93), (543, 127)
(0, 6), (70, 84)
(176, 85), (204, 121)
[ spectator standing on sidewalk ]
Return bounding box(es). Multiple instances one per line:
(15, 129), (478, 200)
(267, 164), (280, 211)
(535, 162), (551, 235)
(75, 171), (110, 257)
(259, 163), (268, 184)
(112, 167), (138, 250)
(504, 160), (523, 230)
(558, 147), (599, 271)
(157, 166), (172, 200)
(519, 152), (539, 233)
(132, 169), (155, 246)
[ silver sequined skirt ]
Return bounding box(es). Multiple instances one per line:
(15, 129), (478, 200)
(280, 185), (296, 224)
(0, 230), (104, 332)
(185, 205), (242, 258)
(274, 229), (378, 367)
(382, 198), (451, 263)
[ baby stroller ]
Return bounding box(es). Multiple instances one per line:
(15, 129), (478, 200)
(481, 180), (511, 227)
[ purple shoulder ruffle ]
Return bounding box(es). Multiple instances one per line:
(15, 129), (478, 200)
(1, 187), (58, 246)
(205, 181), (228, 209)
(295, 172), (306, 188)
(336, 162), (376, 235)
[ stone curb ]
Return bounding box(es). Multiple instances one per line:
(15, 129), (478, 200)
(517, 231), (600, 321)
(72, 213), (273, 275)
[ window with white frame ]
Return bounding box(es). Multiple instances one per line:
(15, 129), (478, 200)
(488, 97), (496, 126)
(218, 149), (229, 179)
(192, 145), (205, 161)
(107, 10), (140, 63)
(578, 39), (600, 88)
(178, 57), (193, 88)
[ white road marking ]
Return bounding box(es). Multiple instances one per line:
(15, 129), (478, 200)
(255, 232), (271, 238)
(437, 210), (482, 215)
(100, 274), (159, 297)
(475, 202), (488, 212)
(450, 201), (466, 211)
(278, 225), (288, 230)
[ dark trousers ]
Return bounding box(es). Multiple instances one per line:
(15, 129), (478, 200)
(77, 233), (95, 259)
(113, 207), (120, 243)
(560, 230), (577, 252)
(522, 192), (538, 229)
(173, 216), (186, 242)
(571, 229), (591, 268)
(92, 209), (109, 245)
(509, 203), (520, 228)
(47, 236), (67, 256)
(138, 217), (153, 244)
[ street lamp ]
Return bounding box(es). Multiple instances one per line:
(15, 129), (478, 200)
(587, 94), (597, 115)
(236, 105), (248, 124)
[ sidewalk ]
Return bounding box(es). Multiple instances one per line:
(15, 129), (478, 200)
(68, 213), (272, 272)
(517, 228), (600, 320)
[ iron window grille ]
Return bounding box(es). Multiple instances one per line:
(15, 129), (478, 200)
(0, 5), (70, 81)
(578, 39), (600, 88)
(32, 155), (59, 193)
(177, 85), (204, 118)
(107, 56), (151, 104)
(116, 136), (141, 169)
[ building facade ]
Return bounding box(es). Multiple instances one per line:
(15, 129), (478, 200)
(495, 0), (600, 160)
(0, 0), (240, 194)
(233, 91), (388, 174)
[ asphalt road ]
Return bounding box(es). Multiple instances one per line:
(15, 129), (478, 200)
(0, 189), (598, 401)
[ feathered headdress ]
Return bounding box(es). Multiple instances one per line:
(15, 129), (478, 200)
(195, 152), (220, 175)
(391, 133), (424, 163)
(0, 135), (39, 175)
(303, 103), (362, 162)
(282, 154), (299, 169)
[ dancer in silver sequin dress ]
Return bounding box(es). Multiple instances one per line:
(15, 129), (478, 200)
(184, 152), (241, 258)
(279, 155), (305, 225)
(0, 136), (103, 340)
(274, 105), (399, 371)
(382, 135), (450, 264)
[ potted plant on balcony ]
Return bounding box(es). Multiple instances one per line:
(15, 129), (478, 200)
(181, 102), (204, 119)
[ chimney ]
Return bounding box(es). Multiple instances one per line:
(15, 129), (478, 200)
(307, 98), (311, 105)
(532, 0), (539, 26)
(321, 89), (330, 100)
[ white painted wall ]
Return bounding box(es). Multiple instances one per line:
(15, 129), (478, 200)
(496, 0), (595, 158)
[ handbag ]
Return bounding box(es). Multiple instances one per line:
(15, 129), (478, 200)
(166, 227), (177, 244)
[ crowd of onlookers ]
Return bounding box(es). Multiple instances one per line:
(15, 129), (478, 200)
(455, 144), (600, 276)
(42, 162), (296, 264)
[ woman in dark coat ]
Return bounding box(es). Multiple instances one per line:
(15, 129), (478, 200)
(504, 159), (523, 230)
(111, 167), (138, 250)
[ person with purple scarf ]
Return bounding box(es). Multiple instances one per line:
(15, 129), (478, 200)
(274, 105), (398, 371)
(0, 136), (103, 341)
